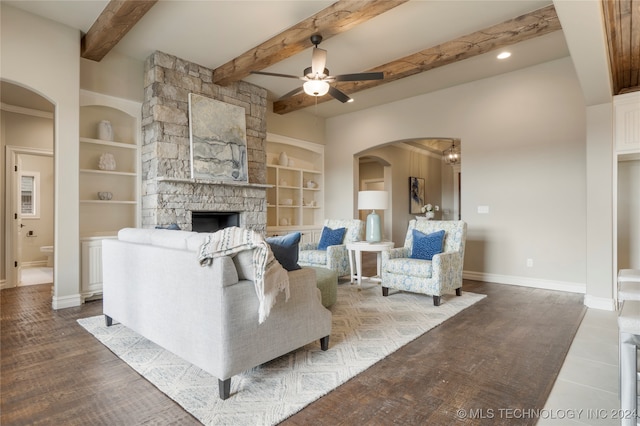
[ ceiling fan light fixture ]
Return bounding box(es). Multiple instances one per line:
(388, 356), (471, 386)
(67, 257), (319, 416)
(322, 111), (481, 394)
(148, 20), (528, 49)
(303, 80), (330, 97)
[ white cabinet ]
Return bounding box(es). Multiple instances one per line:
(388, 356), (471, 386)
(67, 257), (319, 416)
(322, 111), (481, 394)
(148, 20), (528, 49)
(614, 92), (640, 158)
(266, 133), (324, 233)
(80, 237), (115, 300)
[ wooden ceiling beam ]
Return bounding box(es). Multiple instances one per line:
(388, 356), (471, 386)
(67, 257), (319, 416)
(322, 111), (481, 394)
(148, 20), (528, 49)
(602, 0), (639, 95)
(212, 0), (409, 86)
(81, 0), (158, 61)
(274, 4), (561, 114)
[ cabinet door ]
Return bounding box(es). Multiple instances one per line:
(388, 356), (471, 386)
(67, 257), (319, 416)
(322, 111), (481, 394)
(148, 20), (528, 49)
(615, 93), (640, 154)
(81, 239), (108, 298)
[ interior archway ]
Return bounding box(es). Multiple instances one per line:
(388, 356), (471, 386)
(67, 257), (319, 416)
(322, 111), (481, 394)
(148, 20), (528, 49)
(1, 80), (55, 291)
(354, 137), (461, 245)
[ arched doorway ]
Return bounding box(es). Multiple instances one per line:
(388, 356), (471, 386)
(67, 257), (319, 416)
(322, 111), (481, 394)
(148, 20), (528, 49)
(1, 81), (55, 290)
(355, 137), (461, 246)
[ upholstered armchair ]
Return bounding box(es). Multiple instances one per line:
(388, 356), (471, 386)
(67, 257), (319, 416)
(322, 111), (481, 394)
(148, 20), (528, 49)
(298, 219), (365, 277)
(381, 220), (467, 306)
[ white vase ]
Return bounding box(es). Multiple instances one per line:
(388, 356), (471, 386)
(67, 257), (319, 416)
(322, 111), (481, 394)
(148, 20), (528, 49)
(97, 120), (113, 141)
(98, 153), (116, 171)
(278, 152), (288, 166)
(425, 211), (435, 220)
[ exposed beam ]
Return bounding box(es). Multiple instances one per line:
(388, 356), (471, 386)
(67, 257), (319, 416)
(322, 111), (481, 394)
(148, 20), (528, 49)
(212, 0), (409, 86)
(81, 0), (158, 61)
(274, 4), (561, 114)
(602, 0), (640, 95)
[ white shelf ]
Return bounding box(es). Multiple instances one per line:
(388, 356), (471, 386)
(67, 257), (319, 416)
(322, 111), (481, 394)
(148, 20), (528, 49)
(80, 200), (137, 205)
(80, 137), (137, 149)
(80, 168), (137, 176)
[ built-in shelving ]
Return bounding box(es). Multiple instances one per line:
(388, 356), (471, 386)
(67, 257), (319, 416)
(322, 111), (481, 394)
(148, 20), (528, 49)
(79, 90), (141, 301)
(266, 134), (324, 236)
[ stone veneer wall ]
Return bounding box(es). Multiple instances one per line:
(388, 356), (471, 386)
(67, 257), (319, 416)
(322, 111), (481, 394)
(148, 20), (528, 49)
(141, 51), (268, 232)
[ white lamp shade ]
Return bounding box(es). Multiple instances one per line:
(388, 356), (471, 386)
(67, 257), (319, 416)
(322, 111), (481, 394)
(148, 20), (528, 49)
(358, 190), (389, 210)
(303, 80), (330, 96)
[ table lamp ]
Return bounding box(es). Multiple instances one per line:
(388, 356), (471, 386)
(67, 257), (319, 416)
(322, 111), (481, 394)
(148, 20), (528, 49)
(358, 190), (389, 242)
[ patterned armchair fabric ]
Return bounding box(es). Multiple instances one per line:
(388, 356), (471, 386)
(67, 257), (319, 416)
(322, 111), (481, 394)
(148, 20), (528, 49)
(381, 220), (467, 306)
(298, 219), (365, 277)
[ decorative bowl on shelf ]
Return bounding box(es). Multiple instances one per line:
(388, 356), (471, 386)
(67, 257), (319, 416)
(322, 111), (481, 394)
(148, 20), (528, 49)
(306, 180), (317, 189)
(98, 191), (113, 200)
(281, 198), (293, 205)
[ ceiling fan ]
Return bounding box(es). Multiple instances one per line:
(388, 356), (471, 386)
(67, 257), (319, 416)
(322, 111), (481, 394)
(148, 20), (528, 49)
(250, 34), (384, 103)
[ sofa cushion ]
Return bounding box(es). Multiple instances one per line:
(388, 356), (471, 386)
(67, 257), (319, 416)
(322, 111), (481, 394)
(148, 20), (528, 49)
(384, 257), (433, 278)
(266, 232), (301, 271)
(233, 250), (255, 281)
(410, 229), (445, 260)
(317, 226), (346, 250)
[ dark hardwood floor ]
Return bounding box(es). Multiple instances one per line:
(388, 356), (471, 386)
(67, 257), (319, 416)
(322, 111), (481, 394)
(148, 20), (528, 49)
(1, 256), (585, 425)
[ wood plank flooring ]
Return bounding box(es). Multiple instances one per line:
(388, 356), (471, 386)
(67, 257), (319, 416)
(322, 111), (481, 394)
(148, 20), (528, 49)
(1, 257), (585, 425)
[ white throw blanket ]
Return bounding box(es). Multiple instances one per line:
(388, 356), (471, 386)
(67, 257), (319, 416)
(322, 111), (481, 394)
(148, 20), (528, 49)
(198, 227), (289, 323)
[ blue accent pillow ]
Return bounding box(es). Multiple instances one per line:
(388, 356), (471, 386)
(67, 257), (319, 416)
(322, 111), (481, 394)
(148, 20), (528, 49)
(317, 226), (346, 250)
(410, 229), (445, 260)
(266, 232), (301, 271)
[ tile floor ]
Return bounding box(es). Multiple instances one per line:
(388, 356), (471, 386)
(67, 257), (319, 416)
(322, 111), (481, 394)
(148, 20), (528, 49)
(540, 308), (621, 425)
(20, 267), (53, 286)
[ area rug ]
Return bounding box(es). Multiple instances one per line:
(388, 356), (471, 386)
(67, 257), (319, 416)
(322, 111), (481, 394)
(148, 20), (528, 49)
(78, 285), (486, 425)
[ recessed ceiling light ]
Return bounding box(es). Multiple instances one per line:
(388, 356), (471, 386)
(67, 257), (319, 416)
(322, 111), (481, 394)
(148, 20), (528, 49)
(497, 51), (511, 60)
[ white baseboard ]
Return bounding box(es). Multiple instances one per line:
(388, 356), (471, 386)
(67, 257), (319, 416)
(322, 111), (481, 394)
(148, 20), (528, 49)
(584, 294), (616, 311)
(463, 271), (586, 294)
(0, 279), (8, 290)
(52, 294), (83, 309)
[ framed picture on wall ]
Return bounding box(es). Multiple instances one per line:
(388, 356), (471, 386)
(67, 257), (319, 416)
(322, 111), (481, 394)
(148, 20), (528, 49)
(409, 176), (425, 214)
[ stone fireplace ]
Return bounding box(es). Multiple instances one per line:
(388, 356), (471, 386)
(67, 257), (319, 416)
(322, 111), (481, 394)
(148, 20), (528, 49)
(141, 51), (269, 232)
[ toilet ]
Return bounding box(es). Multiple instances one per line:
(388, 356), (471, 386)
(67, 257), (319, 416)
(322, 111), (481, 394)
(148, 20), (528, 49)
(40, 246), (54, 267)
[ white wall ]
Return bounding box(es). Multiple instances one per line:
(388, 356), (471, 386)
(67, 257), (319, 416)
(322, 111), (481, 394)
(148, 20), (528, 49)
(325, 57), (589, 293)
(266, 105), (326, 145)
(585, 103), (614, 308)
(1, 4), (80, 308)
(80, 53), (144, 103)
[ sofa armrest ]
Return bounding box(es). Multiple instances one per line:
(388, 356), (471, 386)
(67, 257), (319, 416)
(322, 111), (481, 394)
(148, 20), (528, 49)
(431, 251), (463, 288)
(325, 244), (347, 269)
(383, 247), (410, 262)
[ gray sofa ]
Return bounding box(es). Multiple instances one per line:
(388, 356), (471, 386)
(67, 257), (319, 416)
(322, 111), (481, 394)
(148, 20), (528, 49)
(102, 228), (332, 399)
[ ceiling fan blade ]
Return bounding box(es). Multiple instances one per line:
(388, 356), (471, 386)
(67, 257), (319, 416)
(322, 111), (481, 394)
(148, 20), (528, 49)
(250, 71), (304, 80)
(328, 86), (352, 103)
(333, 72), (384, 82)
(278, 86), (304, 100)
(311, 47), (327, 76)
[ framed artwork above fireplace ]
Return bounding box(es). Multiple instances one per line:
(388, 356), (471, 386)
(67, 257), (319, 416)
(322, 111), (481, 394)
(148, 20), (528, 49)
(188, 93), (248, 182)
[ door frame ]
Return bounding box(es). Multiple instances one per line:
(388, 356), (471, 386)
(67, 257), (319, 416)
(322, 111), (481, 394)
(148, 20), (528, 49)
(4, 145), (54, 289)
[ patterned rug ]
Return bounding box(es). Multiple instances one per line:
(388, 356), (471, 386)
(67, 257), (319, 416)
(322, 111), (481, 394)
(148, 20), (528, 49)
(78, 285), (486, 425)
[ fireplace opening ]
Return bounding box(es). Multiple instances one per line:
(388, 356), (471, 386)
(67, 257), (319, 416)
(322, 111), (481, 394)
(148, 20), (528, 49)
(192, 211), (240, 233)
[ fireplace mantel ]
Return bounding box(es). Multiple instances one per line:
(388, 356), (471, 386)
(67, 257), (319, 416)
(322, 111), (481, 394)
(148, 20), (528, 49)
(155, 177), (272, 189)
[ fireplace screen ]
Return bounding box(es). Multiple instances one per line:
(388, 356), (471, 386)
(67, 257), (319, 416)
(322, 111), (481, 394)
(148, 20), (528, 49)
(191, 211), (240, 233)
